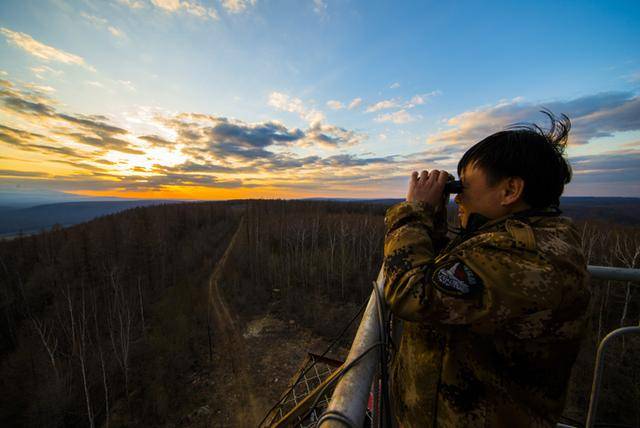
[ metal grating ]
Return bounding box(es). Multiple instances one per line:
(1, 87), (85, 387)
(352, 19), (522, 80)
(285, 359), (333, 426)
(264, 352), (374, 427)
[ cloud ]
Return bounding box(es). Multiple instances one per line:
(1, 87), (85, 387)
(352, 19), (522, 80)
(569, 150), (640, 186)
(117, 0), (145, 9)
(151, 0), (181, 11)
(23, 83), (56, 93)
(0, 77), (408, 196)
(126, 128), (380, 191)
(268, 92), (303, 112)
(150, 0), (218, 20)
(317, 154), (396, 167)
(108, 26), (125, 38)
(268, 91), (325, 126)
(567, 95), (640, 144)
(304, 122), (367, 148)
(348, 97), (362, 110)
(326, 100), (344, 110)
(398, 145), (461, 167)
(139, 134), (174, 147)
(163, 110), (367, 168)
(365, 91), (440, 113)
(3, 82), (367, 172)
(144, 173), (243, 189)
(66, 132), (144, 155)
(58, 114), (128, 135)
(0, 124), (47, 146)
(200, 120), (304, 160)
(80, 12), (108, 27)
(0, 27), (95, 71)
(427, 92), (640, 147)
(81, 10), (127, 38)
(260, 154), (321, 171)
(0, 169), (50, 178)
(0, 81), (145, 158)
(0, 124), (88, 159)
(374, 109), (418, 124)
(3, 68), (638, 198)
(30, 65), (63, 80)
(86, 81), (104, 88)
(406, 90), (441, 108)
(163, 114), (305, 161)
(1, 93), (57, 116)
(566, 149), (640, 197)
(118, 80), (135, 91)
(625, 71), (640, 83)
(221, 0), (257, 13)
(313, 0), (327, 17)
(155, 161), (239, 174)
(390, 82), (400, 89)
(365, 99), (397, 113)
(621, 140), (640, 149)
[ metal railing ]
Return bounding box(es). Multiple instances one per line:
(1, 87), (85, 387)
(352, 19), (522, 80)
(317, 269), (386, 427)
(319, 265), (640, 428)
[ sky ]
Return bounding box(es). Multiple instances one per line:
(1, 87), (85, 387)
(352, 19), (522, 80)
(0, 0), (639, 200)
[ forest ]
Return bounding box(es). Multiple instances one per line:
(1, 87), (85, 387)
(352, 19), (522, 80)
(0, 202), (240, 426)
(0, 199), (638, 427)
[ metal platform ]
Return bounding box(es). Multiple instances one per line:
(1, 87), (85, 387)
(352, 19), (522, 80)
(263, 352), (373, 427)
(265, 265), (640, 427)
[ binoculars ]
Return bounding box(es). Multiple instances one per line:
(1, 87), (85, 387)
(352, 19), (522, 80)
(444, 180), (463, 194)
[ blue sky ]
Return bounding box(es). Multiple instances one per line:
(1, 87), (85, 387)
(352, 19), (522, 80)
(0, 0), (639, 199)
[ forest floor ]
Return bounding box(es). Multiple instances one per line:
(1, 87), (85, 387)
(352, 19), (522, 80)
(179, 296), (342, 427)
(178, 219), (347, 428)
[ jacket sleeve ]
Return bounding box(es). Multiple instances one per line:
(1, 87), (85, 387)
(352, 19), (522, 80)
(383, 200), (456, 322)
(383, 202), (577, 334)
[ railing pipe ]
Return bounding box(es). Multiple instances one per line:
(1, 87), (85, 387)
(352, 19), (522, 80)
(585, 324), (640, 428)
(319, 269), (385, 427)
(587, 265), (640, 282)
(319, 265), (640, 428)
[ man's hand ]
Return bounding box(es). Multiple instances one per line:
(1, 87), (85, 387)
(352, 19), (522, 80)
(406, 170), (450, 209)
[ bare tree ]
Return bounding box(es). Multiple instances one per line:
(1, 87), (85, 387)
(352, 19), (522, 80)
(61, 281), (94, 428)
(327, 221), (337, 293)
(30, 316), (59, 381)
(613, 232), (640, 327)
(92, 288), (110, 428)
(137, 275), (146, 333)
(107, 268), (132, 409)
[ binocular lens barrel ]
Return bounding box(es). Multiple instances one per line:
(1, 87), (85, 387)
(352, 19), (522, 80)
(444, 180), (463, 194)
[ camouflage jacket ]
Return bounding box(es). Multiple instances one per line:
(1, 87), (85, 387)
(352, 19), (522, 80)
(383, 201), (591, 428)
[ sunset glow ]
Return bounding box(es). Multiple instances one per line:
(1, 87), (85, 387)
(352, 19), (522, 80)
(1, 1), (639, 199)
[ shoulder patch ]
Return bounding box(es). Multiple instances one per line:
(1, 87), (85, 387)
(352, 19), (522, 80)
(432, 260), (483, 298)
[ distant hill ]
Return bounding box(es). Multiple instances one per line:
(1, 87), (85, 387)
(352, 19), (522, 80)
(1, 196), (638, 237)
(556, 197), (640, 226)
(0, 189), (123, 209)
(0, 200), (177, 236)
(365, 196), (640, 226)
(309, 196), (640, 226)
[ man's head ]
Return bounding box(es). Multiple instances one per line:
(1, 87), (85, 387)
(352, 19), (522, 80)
(454, 110), (572, 228)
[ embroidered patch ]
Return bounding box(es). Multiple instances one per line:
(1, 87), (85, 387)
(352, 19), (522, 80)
(433, 261), (482, 297)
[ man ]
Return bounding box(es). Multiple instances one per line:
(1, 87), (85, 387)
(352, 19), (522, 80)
(383, 111), (591, 427)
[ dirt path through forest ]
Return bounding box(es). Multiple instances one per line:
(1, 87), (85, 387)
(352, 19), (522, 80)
(208, 217), (263, 426)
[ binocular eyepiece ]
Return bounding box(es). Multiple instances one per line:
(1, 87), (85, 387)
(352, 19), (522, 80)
(444, 180), (463, 194)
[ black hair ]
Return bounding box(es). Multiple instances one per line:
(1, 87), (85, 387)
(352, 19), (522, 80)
(456, 109), (572, 209)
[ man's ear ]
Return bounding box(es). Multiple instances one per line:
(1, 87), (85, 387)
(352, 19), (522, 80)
(500, 176), (525, 206)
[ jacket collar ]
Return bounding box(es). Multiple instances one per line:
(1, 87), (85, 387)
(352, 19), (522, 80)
(464, 206), (562, 235)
